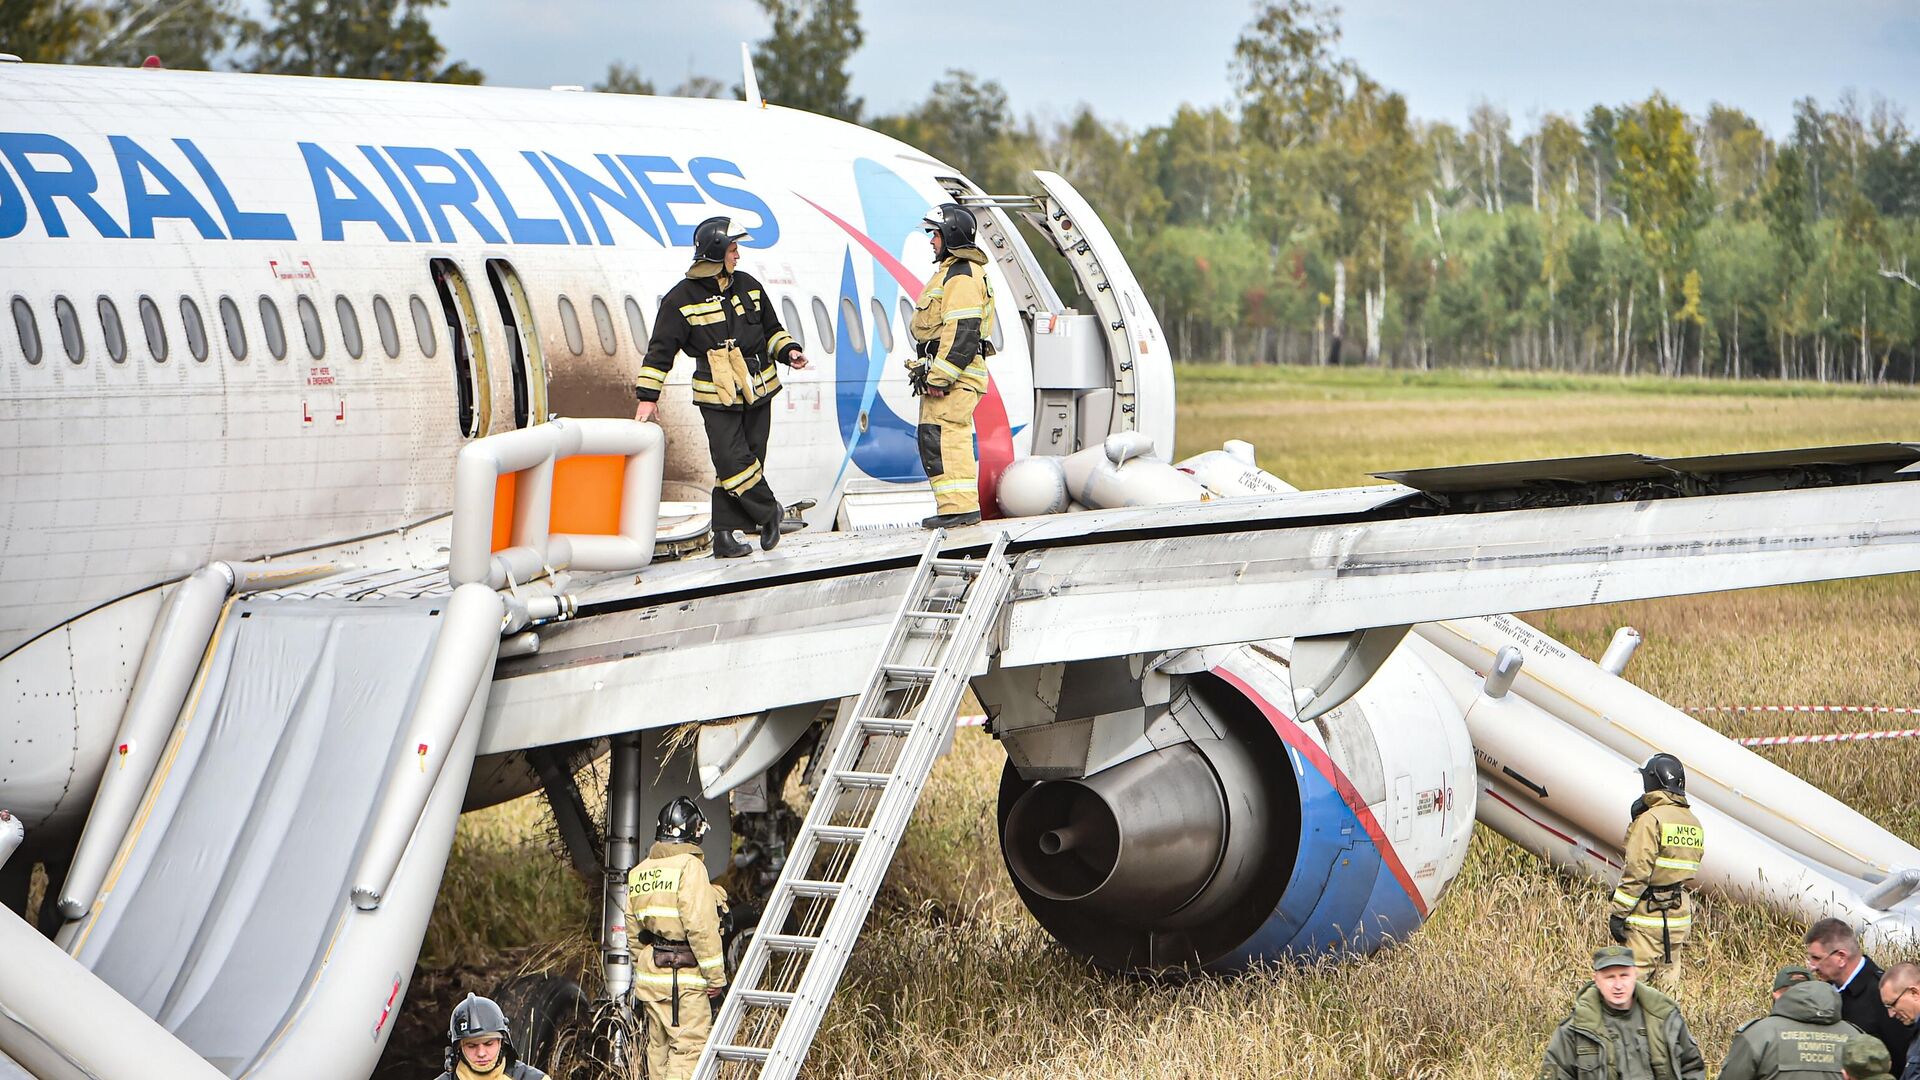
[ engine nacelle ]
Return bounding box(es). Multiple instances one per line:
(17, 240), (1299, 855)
(985, 641), (1475, 973)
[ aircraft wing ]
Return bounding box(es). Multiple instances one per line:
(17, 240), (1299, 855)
(470, 444), (1920, 754)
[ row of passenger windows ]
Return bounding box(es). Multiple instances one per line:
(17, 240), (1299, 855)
(9, 286), (943, 368)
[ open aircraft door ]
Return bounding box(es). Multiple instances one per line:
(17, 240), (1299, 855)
(956, 171), (1177, 459)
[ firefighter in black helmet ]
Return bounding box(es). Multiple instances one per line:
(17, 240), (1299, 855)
(629, 797), (729, 1080)
(634, 217), (809, 558)
(907, 202), (994, 528)
(434, 993), (548, 1080)
(1610, 753), (1704, 997)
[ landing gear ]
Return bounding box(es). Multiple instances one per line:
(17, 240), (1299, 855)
(492, 973), (589, 1073)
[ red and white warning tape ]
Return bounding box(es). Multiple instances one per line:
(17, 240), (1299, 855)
(1679, 706), (1920, 748)
(1733, 728), (1920, 748)
(955, 714), (988, 728)
(1685, 705), (1920, 716)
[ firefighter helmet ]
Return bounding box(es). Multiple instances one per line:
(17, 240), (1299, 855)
(1639, 753), (1686, 795)
(656, 795), (709, 843)
(919, 203), (977, 254)
(448, 992), (514, 1048)
(693, 216), (749, 263)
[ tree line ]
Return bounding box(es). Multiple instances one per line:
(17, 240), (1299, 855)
(12, 0), (1919, 382)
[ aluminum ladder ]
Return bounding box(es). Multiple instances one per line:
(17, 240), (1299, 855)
(693, 530), (1015, 1080)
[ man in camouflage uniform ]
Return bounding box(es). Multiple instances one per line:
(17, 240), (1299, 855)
(1720, 965), (1862, 1079)
(1846, 1034), (1897, 1080)
(1539, 945), (1707, 1080)
(629, 797), (729, 1080)
(1611, 753), (1704, 996)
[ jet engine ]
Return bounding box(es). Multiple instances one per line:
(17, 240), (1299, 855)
(983, 641), (1475, 973)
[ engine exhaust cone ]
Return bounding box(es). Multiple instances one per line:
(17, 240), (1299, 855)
(1001, 743), (1224, 921)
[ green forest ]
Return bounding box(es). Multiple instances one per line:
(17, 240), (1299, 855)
(11, 0), (1920, 382)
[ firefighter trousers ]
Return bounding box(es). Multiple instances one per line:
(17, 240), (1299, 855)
(639, 985), (711, 1080)
(1627, 921), (1687, 998)
(701, 404), (781, 533)
(917, 387), (981, 515)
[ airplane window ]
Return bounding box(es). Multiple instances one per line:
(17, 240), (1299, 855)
(410, 294), (436, 358)
(557, 295), (584, 356)
(56, 296), (85, 364)
(137, 296), (167, 362)
(591, 296), (616, 356)
(335, 295), (363, 360)
(781, 297), (805, 350)
(219, 296), (247, 361)
(373, 295), (400, 358)
(624, 295), (649, 348)
(898, 297), (913, 338)
(839, 297), (864, 352)
(296, 295), (324, 359)
(810, 297), (834, 355)
(180, 297), (208, 362)
(259, 296), (288, 360)
(11, 297), (40, 365)
(869, 297), (894, 353)
(98, 296), (126, 363)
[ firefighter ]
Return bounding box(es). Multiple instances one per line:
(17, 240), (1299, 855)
(434, 993), (548, 1080)
(1609, 753), (1704, 996)
(635, 217), (809, 559)
(629, 796), (729, 1080)
(907, 202), (994, 529)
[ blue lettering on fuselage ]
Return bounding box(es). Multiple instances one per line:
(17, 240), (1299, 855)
(0, 132), (780, 248)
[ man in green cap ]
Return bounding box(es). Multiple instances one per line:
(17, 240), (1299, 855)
(1845, 1034), (1896, 1080)
(1720, 965), (1863, 1079)
(1539, 945), (1707, 1080)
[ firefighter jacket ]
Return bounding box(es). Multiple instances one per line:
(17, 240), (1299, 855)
(629, 841), (729, 992)
(1538, 981), (1707, 1080)
(634, 268), (801, 411)
(1718, 980), (1862, 1080)
(908, 246), (994, 394)
(1612, 790), (1703, 937)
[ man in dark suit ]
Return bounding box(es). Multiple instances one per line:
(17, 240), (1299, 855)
(1808, 917), (1914, 1067)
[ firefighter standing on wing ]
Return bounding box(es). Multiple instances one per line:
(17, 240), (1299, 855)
(629, 797), (729, 1080)
(907, 202), (994, 529)
(1610, 753), (1704, 996)
(634, 217), (809, 559)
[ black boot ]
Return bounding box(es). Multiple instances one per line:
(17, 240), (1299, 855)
(921, 510), (981, 529)
(758, 515), (781, 551)
(712, 527), (752, 559)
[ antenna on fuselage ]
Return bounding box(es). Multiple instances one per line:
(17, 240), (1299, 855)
(740, 42), (764, 108)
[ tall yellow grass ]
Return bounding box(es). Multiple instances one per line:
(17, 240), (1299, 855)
(401, 369), (1920, 1078)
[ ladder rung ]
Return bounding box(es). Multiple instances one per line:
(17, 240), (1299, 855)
(883, 664), (938, 681)
(789, 878), (845, 899)
(733, 988), (798, 1008)
(930, 558), (981, 575)
(832, 770), (893, 789)
(811, 825), (870, 845)
(757, 933), (820, 953)
(858, 717), (916, 736)
(909, 609), (962, 620)
(711, 1044), (772, 1063)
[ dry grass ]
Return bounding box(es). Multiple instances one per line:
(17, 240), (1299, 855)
(390, 367), (1920, 1078)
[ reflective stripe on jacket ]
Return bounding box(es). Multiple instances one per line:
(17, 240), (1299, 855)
(1612, 791), (1703, 929)
(629, 841), (728, 990)
(909, 247), (993, 393)
(635, 269), (799, 410)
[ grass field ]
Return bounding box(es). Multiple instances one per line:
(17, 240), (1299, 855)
(389, 366), (1920, 1078)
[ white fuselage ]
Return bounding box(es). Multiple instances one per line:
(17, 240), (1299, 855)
(0, 64), (1065, 832)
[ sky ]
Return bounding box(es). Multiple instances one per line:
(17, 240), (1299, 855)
(429, 1), (1920, 138)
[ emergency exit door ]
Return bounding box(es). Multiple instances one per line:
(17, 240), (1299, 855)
(430, 258), (490, 438)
